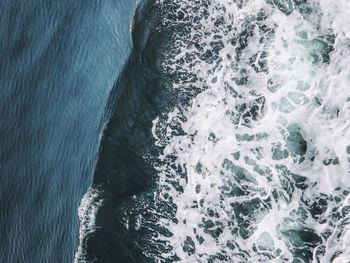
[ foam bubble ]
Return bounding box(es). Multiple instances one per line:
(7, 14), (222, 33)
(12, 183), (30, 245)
(74, 187), (103, 263)
(148, 0), (350, 261)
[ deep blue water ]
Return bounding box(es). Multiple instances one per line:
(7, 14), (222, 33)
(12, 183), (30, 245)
(75, 1), (197, 261)
(0, 1), (134, 262)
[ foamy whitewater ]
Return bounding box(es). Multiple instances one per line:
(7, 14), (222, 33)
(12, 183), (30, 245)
(150, 0), (350, 262)
(76, 0), (350, 262)
(75, 187), (103, 263)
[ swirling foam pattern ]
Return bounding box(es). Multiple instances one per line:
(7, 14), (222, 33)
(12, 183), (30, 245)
(139, 0), (350, 262)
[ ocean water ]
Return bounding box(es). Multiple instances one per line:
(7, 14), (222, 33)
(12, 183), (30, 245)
(3, 0), (350, 262)
(0, 1), (133, 262)
(77, 0), (350, 262)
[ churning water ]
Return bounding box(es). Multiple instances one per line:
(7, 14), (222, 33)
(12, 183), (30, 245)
(76, 0), (350, 262)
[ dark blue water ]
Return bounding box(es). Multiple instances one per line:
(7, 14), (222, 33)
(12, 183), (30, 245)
(0, 1), (134, 262)
(75, 1), (198, 262)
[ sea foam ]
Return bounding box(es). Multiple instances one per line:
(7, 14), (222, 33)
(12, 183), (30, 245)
(146, 0), (350, 262)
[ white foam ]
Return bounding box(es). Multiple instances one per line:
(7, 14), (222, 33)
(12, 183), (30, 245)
(74, 187), (103, 263)
(150, 0), (350, 261)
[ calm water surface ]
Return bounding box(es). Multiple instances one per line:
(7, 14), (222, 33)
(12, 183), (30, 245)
(0, 1), (133, 262)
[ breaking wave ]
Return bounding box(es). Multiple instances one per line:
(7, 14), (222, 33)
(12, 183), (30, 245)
(145, 0), (350, 262)
(77, 0), (350, 262)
